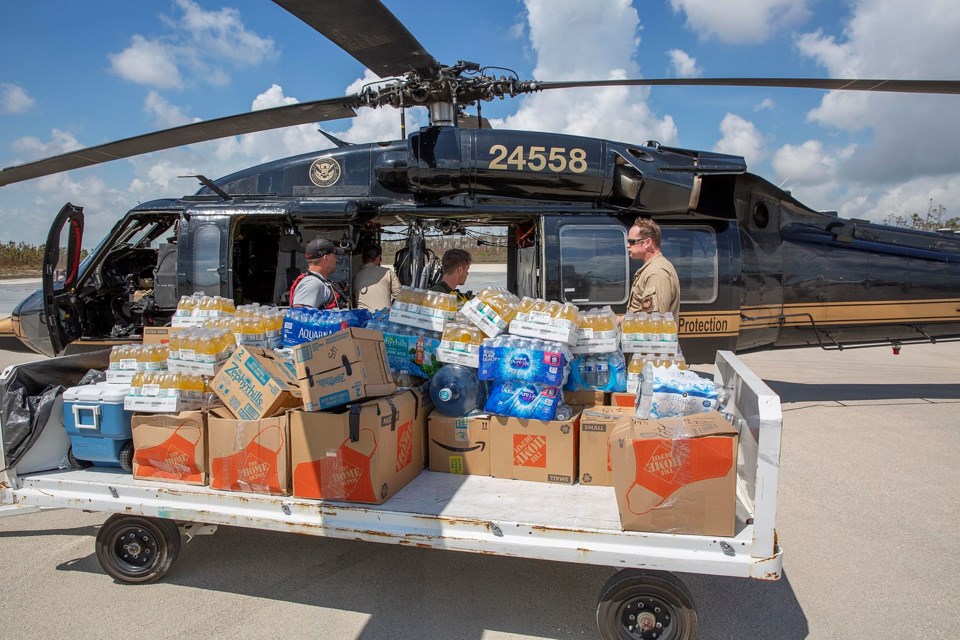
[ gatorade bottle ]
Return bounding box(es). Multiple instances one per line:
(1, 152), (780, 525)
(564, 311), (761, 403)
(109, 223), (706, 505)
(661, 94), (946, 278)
(627, 353), (645, 394)
(663, 312), (678, 344)
(430, 365), (487, 417)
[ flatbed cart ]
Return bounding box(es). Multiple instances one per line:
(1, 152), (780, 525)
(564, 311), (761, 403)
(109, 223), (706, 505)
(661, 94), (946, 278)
(1, 350), (782, 639)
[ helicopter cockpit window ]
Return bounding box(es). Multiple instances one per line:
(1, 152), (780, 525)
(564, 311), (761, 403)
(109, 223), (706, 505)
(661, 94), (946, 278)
(191, 224), (221, 289)
(558, 225), (630, 305)
(662, 226), (718, 304)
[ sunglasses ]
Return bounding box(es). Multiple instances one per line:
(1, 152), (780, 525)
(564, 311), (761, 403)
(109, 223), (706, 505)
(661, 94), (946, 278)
(626, 237), (649, 246)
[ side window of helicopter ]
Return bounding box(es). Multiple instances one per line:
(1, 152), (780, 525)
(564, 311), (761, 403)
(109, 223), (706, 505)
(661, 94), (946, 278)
(190, 224), (222, 291)
(558, 225), (630, 305)
(661, 226), (718, 304)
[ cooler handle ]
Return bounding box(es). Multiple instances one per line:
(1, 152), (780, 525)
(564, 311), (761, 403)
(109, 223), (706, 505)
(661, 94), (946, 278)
(72, 403), (102, 430)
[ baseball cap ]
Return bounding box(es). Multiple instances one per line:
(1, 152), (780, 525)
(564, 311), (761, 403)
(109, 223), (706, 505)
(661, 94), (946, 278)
(305, 238), (345, 259)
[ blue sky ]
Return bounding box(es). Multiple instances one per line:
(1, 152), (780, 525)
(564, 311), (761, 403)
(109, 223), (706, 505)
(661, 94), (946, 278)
(2, 0), (959, 246)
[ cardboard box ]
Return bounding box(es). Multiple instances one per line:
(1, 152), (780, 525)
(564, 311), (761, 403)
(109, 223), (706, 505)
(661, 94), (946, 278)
(489, 414), (579, 484)
(579, 406), (634, 486)
(290, 389), (424, 504)
(610, 392), (637, 408)
(609, 412), (739, 536)
(132, 410), (208, 485)
(142, 326), (182, 345)
(564, 390), (608, 408)
(427, 411), (491, 475)
(207, 408), (291, 495)
(291, 327), (396, 411)
(212, 346), (302, 420)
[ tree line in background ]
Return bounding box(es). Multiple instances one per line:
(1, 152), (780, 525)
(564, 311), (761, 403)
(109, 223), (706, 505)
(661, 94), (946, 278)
(0, 242), (89, 276)
(380, 228), (509, 264)
(883, 202), (959, 232)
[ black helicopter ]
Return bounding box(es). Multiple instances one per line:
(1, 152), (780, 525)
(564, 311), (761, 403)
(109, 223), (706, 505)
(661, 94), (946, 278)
(2, 0), (959, 363)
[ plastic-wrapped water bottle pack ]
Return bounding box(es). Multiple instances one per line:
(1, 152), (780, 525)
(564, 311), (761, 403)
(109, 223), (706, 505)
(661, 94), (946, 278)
(484, 380), (569, 421)
(635, 364), (729, 419)
(281, 308), (371, 347)
(565, 351), (628, 393)
(478, 335), (572, 386)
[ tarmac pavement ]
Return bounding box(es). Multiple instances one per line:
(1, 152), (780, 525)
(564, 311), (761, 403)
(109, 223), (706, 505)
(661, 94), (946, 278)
(0, 327), (957, 639)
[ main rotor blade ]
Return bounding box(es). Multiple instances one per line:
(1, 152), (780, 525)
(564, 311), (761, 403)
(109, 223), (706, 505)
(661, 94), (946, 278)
(273, 0), (440, 79)
(534, 77), (960, 95)
(0, 97), (358, 188)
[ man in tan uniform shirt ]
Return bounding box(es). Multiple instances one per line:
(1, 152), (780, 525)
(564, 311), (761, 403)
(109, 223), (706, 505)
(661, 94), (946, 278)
(353, 244), (400, 311)
(626, 218), (680, 316)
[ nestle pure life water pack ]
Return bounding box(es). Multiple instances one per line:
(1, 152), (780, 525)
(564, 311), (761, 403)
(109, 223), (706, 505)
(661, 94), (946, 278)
(478, 336), (571, 386)
(484, 380), (564, 421)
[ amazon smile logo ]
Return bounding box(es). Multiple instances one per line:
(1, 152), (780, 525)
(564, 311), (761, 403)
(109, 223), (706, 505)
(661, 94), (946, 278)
(431, 439), (486, 453)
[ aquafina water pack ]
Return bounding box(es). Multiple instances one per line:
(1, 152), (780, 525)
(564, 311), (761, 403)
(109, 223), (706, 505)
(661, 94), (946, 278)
(565, 351), (627, 392)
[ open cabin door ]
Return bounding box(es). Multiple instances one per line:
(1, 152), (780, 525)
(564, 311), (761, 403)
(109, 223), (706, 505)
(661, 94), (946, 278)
(42, 203), (85, 355)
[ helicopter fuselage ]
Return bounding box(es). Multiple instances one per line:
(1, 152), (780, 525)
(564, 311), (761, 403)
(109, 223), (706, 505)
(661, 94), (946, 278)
(11, 127), (960, 362)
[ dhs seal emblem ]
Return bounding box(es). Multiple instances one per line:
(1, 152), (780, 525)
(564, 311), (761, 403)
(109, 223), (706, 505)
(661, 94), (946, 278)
(309, 157), (341, 187)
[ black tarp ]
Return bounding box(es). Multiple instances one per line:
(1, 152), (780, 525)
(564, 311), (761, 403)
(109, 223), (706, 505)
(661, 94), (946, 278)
(1, 350), (110, 471)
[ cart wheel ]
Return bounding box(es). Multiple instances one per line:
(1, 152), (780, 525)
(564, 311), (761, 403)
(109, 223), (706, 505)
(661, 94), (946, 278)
(95, 514), (181, 584)
(66, 446), (92, 470)
(596, 569), (697, 640)
(118, 441), (134, 472)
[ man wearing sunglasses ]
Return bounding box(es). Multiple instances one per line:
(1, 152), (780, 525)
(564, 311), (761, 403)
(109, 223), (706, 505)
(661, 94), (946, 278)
(626, 218), (680, 316)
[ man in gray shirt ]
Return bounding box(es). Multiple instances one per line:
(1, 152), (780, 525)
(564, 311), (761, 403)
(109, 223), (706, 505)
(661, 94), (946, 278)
(291, 238), (346, 308)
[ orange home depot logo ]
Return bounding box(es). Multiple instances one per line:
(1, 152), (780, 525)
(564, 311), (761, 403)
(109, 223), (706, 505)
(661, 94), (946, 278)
(293, 428), (377, 503)
(513, 434), (547, 468)
(634, 436), (732, 500)
(396, 420), (414, 471)
(161, 444), (192, 474)
(240, 453), (271, 483)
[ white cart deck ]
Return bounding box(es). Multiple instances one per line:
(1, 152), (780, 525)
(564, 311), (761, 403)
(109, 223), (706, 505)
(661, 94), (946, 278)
(3, 351), (783, 581)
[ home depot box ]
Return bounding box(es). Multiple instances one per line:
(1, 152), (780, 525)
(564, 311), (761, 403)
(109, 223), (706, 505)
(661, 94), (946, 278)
(131, 410), (208, 485)
(207, 408), (291, 495)
(427, 411), (490, 475)
(579, 406), (634, 487)
(489, 414), (579, 484)
(564, 390), (608, 408)
(289, 389), (423, 504)
(291, 327), (395, 411)
(211, 346), (302, 420)
(610, 392), (637, 408)
(609, 412), (738, 536)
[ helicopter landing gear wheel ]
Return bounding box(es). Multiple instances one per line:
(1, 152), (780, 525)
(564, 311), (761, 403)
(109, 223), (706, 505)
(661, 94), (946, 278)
(95, 514), (181, 584)
(596, 570), (697, 640)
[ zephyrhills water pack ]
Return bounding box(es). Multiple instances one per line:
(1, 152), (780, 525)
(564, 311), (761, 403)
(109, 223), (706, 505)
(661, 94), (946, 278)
(478, 336), (571, 386)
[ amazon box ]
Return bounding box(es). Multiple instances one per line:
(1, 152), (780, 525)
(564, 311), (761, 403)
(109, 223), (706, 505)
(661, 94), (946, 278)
(291, 327), (395, 411)
(132, 410), (208, 486)
(609, 412), (738, 536)
(290, 389), (423, 504)
(564, 390), (608, 408)
(579, 406), (634, 487)
(212, 346), (302, 420)
(427, 412), (490, 475)
(207, 408), (291, 496)
(490, 414), (580, 485)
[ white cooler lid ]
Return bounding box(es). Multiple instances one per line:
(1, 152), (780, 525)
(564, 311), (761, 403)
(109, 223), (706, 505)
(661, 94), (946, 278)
(63, 381), (130, 403)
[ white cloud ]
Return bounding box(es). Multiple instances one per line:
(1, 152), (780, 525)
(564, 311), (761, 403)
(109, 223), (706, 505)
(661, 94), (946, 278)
(754, 98), (775, 111)
(10, 129), (83, 163)
(783, 0), (960, 218)
(714, 114), (764, 165)
(494, 0), (677, 145)
(772, 140), (856, 187)
(108, 1), (276, 91)
(109, 35), (183, 89)
(670, 0), (811, 43)
(668, 49), (702, 78)
(144, 91), (199, 128)
(1, 83), (35, 114)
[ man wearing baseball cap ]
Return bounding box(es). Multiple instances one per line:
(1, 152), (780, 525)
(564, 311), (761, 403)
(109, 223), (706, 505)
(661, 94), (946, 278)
(290, 238), (348, 309)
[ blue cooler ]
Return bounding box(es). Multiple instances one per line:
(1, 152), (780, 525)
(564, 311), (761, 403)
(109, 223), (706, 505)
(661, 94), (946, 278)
(63, 382), (133, 467)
